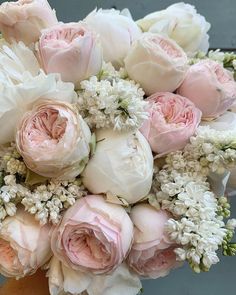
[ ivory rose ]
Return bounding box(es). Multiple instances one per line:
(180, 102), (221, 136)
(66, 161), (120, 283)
(140, 92), (202, 155)
(124, 33), (188, 95)
(38, 22), (103, 88)
(84, 8), (141, 68)
(0, 0), (57, 45)
(0, 209), (52, 278)
(16, 100), (91, 180)
(137, 3), (210, 55)
(51, 195), (133, 274)
(177, 60), (236, 119)
(127, 204), (179, 278)
(82, 128), (153, 204)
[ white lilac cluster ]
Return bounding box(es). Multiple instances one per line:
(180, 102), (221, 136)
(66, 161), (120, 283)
(77, 63), (147, 130)
(151, 126), (236, 272)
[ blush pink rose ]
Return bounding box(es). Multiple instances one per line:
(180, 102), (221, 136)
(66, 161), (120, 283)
(127, 204), (179, 278)
(0, 208), (52, 278)
(140, 92), (202, 155)
(177, 60), (236, 118)
(38, 22), (103, 88)
(0, 0), (57, 45)
(51, 195), (133, 274)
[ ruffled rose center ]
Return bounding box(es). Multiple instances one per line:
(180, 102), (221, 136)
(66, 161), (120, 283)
(43, 27), (85, 46)
(0, 239), (20, 270)
(153, 37), (182, 58)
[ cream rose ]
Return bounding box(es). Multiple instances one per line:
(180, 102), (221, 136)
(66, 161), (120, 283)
(0, 0), (57, 45)
(177, 60), (236, 119)
(51, 195), (133, 274)
(127, 204), (179, 278)
(140, 92), (202, 155)
(82, 128), (153, 204)
(124, 33), (188, 95)
(137, 3), (210, 55)
(84, 8), (141, 68)
(16, 100), (91, 180)
(38, 22), (103, 88)
(0, 208), (52, 278)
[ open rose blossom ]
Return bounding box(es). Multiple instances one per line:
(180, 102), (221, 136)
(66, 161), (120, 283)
(177, 60), (236, 119)
(38, 22), (103, 88)
(16, 100), (91, 180)
(0, 0), (58, 45)
(124, 33), (188, 95)
(127, 204), (179, 279)
(0, 209), (52, 278)
(51, 195), (133, 275)
(140, 92), (202, 155)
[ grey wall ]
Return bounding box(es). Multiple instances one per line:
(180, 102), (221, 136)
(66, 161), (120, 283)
(0, 0), (236, 294)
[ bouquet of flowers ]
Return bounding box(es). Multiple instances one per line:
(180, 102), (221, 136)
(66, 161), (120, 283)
(0, 1), (236, 294)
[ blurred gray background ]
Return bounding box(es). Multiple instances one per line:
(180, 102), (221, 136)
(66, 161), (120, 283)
(0, 0), (236, 294)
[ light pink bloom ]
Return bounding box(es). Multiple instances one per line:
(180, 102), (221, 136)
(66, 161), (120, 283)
(177, 60), (236, 119)
(16, 100), (91, 180)
(51, 195), (133, 275)
(0, 209), (52, 278)
(38, 22), (103, 88)
(140, 92), (202, 155)
(127, 204), (179, 278)
(0, 0), (57, 45)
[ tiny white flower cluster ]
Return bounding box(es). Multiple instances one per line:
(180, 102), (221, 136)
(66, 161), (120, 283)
(77, 63), (148, 131)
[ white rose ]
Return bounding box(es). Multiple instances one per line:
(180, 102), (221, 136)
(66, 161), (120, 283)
(82, 129), (153, 204)
(84, 8), (142, 68)
(137, 3), (210, 55)
(124, 33), (188, 95)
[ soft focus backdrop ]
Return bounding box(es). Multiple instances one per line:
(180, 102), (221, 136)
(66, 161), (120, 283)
(0, 0), (236, 294)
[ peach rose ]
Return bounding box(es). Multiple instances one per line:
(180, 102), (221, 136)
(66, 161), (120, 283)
(51, 195), (133, 275)
(127, 204), (179, 278)
(38, 22), (103, 88)
(16, 100), (91, 180)
(0, 0), (57, 45)
(0, 209), (52, 278)
(124, 33), (188, 95)
(177, 60), (236, 119)
(140, 92), (202, 155)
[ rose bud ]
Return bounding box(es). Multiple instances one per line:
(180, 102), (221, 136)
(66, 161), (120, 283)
(84, 8), (141, 68)
(51, 195), (133, 274)
(82, 128), (153, 204)
(140, 92), (202, 156)
(127, 204), (180, 278)
(124, 33), (188, 95)
(177, 60), (236, 119)
(0, 0), (57, 45)
(0, 209), (52, 278)
(16, 100), (91, 180)
(38, 22), (103, 88)
(137, 3), (210, 55)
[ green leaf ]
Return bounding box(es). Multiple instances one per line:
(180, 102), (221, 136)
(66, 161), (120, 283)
(25, 169), (48, 186)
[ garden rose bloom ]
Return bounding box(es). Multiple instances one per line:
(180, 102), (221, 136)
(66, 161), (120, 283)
(127, 204), (178, 278)
(0, 0), (57, 45)
(177, 60), (236, 119)
(0, 209), (51, 278)
(124, 33), (188, 95)
(82, 129), (153, 204)
(16, 100), (91, 179)
(137, 3), (210, 55)
(51, 195), (133, 274)
(84, 8), (141, 68)
(38, 22), (103, 88)
(140, 92), (202, 155)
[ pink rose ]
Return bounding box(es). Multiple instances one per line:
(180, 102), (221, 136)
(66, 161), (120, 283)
(38, 22), (103, 88)
(140, 92), (202, 155)
(127, 204), (179, 278)
(0, 209), (52, 278)
(177, 60), (236, 118)
(51, 195), (133, 274)
(16, 100), (91, 180)
(0, 0), (57, 45)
